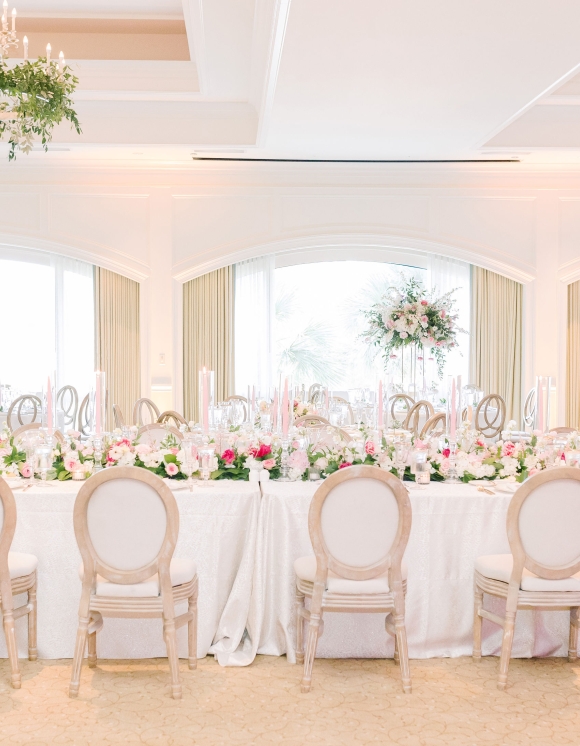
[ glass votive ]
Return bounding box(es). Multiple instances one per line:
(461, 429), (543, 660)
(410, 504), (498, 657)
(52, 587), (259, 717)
(72, 468), (86, 481)
(308, 465), (321, 481)
(415, 460), (431, 487)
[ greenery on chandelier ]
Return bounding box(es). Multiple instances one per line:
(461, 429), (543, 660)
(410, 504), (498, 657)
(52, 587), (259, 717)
(0, 57), (81, 160)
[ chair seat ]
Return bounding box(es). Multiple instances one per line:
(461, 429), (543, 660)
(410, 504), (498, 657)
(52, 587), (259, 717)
(476, 554), (580, 592)
(8, 552), (37, 580)
(294, 555), (407, 595)
(79, 558), (197, 598)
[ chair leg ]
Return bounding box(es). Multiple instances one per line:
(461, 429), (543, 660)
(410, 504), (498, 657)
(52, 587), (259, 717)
(394, 614), (411, 694)
(28, 579), (37, 662)
(569, 608), (579, 662)
(498, 610), (516, 691)
(164, 620), (182, 700)
(87, 631), (97, 668)
(393, 635), (399, 665)
(473, 582), (483, 660)
(295, 587), (305, 665)
(69, 589), (92, 699)
(188, 593), (197, 670)
(301, 611), (322, 693)
(3, 609), (21, 689)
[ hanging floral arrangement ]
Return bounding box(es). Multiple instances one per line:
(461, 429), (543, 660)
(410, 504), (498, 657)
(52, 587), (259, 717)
(361, 277), (466, 377)
(0, 56), (80, 160)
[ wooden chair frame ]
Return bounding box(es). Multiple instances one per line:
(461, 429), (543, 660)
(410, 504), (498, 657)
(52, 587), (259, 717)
(69, 467), (197, 699)
(403, 400), (434, 435)
(78, 394), (92, 437)
(549, 427), (575, 435)
(474, 468), (580, 690)
(474, 394), (506, 440)
(523, 387), (537, 429)
(137, 423), (183, 445)
(11, 423), (65, 445)
(226, 395), (248, 422)
(158, 410), (187, 427)
(0, 478), (37, 688)
(6, 395), (42, 431)
(388, 394), (415, 421)
(132, 398), (161, 427)
(294, 415), (331, 427)
(296, 465), (412, 694)
(112, 404), (126, 430)
(56, 385), (79, 430)
(419, 412), (446, 440)
(329, 396), (354, 425)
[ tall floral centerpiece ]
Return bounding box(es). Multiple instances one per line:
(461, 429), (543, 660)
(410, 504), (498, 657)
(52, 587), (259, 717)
(362, 277), (465, 394)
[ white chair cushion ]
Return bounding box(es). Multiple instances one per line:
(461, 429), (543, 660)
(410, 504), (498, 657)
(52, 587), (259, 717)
(8, 552), (37, 579)
(79, 558), (197, 598)
(476, 554), (580, 592)
(294, 555), (407, 595)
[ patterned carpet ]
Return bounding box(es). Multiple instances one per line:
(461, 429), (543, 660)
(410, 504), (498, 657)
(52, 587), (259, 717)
(0, 655), (578, 745)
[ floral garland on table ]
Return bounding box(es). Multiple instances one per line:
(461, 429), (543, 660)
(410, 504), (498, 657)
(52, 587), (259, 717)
(362, 277), (465, 376)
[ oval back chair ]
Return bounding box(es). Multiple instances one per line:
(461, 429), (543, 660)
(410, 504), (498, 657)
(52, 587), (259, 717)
(295, 465), (412, 694)
(56, 386), (78, 431)
(6, 395), (42, 431)
(77, 394), (93, 437)
(549, 427), (575, 435)
(419, 412), (446, 440)
(11, 423), (65, 446)
(69, 467), (197, 699)
(403, 400), (434, 436)
(158, 410), (187, 428)
(133, 398), (161, 427)
(388, 394), (415, 422)
(0, 477), (38, 689)
(307, 383), (324, 406)
(474, 469), (580, 690)
(137, 423), (183, 449)
(226, 395), (248, 423)
(523, 387), (537, 430)
(112, 404), (126, 430)
(294, 415), (331, 427)
(474, 394), (506, 440)
(329, 396), (354, 426)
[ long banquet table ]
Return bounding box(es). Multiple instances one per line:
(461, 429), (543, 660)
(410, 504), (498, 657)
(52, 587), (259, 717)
(0, 476), (573, 666)
(0, 479), (261, 664)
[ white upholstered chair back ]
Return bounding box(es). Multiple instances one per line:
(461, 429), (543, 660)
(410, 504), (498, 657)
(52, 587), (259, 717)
(507, 469), (580, 580)
(137, 424), (183, 449)
(74, 467), (178, 584)
(309, 465), (411, 582)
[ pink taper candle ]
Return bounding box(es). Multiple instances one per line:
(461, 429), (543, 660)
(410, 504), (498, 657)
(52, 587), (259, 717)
(272, 388), (278, 432)
(202, 368), (209, 435)
(450, 377), (456, 440)
(378, 380), (383, 430)
(537, 376), (544, 433)
(282, 378), (289, 438)
(47, 376), (53, 435)
(95, 371), (101, 435)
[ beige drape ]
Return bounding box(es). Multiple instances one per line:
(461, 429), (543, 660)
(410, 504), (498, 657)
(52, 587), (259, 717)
(469, 266), (523, 422)
(567, 281), (580, 429)
(183, 267), (234, 422)
(94, 267), (140, 431)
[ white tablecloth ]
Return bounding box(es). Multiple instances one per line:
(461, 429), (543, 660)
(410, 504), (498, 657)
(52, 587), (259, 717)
(247, 481), (571, 663)
(0, 479), (260, 664)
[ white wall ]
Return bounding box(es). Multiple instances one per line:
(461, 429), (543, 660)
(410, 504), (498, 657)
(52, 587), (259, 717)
(0, 160), (577, 424)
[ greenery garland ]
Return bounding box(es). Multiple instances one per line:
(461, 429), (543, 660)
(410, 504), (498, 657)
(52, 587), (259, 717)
(0, 58), (81, 160)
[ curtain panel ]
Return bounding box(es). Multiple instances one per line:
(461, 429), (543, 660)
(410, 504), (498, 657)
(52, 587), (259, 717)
(183, 267), (234, 422)
(94, 267), (140, 431)
(469, 266), (523, 423)
(567, 280), (580, 429)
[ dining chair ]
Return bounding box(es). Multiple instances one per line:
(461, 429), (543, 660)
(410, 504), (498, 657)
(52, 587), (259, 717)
(138, 423), (183, 448)
(388, 394), (415, 422)
(474, 394), (506, 440)
(132, 397), (161, 427)
(226, 395), (248, 422)
(69, 467), (198, 699)
(6, 395), (42, 431)
(77, 394), (93, 437)
(403, 400), (434, 435)
(473, 468), (580, 690)
(12, 424), (65, 445)
(56, 386), (79, 430)
(419, 412), (446, 439)
(294, 465), (412, 693)
(158, 410), (187, 427)
(522, 388), (537, 430)
(112, 404), (126, 429)
(549, 427), (575, 435)
(0, 477), (38, 689)
(294, 415), (331, 427)
(329, 396), (355, 425)
(307, 383), (324, 406)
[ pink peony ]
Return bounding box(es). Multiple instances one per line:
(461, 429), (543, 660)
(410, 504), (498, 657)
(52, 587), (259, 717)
(288, 449), (309, 471)
(339, 462), (352, 469)
(420, 300), (428, 306)
(165, 462), (179, 476)
(502, 442), (516, 457)
(442, 448), (450, 459)
(134, 443), (151, 456)
(364, 441), (375, 455)
(221, 449), (235, 464)
(262, 458), (276, 470)
(19, 463), (32, 479)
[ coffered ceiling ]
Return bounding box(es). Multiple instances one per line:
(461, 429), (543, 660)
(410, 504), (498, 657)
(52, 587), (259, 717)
(5, 0), (580, 164)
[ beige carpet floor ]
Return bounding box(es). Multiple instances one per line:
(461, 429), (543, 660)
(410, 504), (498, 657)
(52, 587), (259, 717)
(0, 655), (578, 745)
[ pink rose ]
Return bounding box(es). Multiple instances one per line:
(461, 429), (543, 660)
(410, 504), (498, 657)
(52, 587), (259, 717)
(170, 447), (179, 455)
(421, 300), (428, 306)
(19, 463), (32, 479)
(364, 441), (375, 455)
(221, 449), (235, 464)
(262, 458), (276, 470)
(339, 462), (352, 469)
(134, 443), (151, 456)
(421, 315), (428, 323)
(440, 309), (446, 318)
(165, 462), (179, 476)
(502, 442), (516, 457)
(64, 457), (79, 472)
(442, 448), (450, 459)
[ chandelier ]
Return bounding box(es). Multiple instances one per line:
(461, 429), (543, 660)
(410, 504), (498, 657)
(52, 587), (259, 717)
(0, 1), (80, 160)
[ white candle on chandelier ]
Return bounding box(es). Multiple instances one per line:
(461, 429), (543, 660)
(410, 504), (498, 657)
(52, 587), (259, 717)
(23, 34), (27, 60)
(46, 42), (51, 64)
(2, 0), (7, 30)
(11, 7), (15, 32)
(59, 50), (64, 73)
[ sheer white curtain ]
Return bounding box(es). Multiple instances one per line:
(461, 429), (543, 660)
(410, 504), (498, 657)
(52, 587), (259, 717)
(234, 256), (275, 395)
(428, 255), (471, 383)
